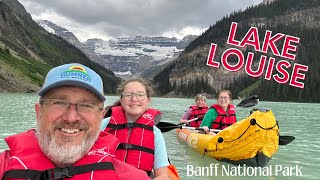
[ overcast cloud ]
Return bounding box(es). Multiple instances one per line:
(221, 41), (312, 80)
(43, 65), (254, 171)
(19, 0), (263, 42)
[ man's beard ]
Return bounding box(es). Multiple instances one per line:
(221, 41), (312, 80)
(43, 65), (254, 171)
(36, 121), (99, 167)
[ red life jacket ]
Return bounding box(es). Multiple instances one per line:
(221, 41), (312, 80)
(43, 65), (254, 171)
(210, 104), (236, 130)
(189, 105), (209, 127)
(105, 106), (159, 175)
(3, 129), (120, 180)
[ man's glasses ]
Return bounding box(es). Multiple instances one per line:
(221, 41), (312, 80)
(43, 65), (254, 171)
(121, 92), (148, 101)
(40, 98), (103, 113)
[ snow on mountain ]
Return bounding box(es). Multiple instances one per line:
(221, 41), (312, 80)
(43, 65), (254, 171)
(37, 20), (197, 78)
(37, 20), (72, 37)
(38, 21), (56, 34)
(37, 19), (84, 49)
(92, 38), (183, 61)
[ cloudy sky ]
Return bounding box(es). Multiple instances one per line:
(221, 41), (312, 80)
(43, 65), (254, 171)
(19, 0), (263, 42)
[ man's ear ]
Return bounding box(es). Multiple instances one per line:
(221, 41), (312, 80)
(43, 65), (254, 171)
(101, 109), (107, 119)
(35, 102), (41, 123)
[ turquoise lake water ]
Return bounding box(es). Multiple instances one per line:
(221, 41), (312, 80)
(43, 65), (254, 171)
(0, 93), (319, 179)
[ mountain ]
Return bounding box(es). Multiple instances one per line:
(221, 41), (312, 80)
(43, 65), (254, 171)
(37, 20), (197, 79)
(0, 0), (120, 93)
(152, 0), (320, 103)
(176, 35), (198, 49)
(37, 20), (84, 49)
(87, 36), (183, 79)
(1, 0), (31, 18)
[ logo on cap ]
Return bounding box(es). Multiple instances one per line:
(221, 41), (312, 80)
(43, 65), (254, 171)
(61, 65), (92, 82)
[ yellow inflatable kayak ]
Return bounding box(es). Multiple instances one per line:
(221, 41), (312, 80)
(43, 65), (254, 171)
(176, 109), (279, 167)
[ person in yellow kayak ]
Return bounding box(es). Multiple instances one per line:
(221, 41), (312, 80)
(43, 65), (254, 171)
(201, 90), (237, 133)
(180, 94), (209, 127)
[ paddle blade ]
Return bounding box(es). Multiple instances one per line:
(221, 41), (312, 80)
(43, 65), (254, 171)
(157, 122), (180, 133)
(157, 121), (176, 127)
(279, 135), (295, 145)
(237, 95), (259, 108)
(158, 126), (178, 133)
(239, 99), (259, 108)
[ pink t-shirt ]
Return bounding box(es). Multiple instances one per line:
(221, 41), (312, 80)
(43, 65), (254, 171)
(181, 108), (192, 119)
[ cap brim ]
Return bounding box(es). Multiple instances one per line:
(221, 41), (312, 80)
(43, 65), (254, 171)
(38, 80), (106, 102)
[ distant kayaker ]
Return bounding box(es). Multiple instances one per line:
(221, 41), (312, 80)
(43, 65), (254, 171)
(0, 63), (149, 179)
(201, 90), (237, 133)
(101, 78), (170, 180)
(180, 93), (209, 127)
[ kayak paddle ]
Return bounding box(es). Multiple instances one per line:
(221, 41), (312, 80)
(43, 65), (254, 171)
(157, 121), (181, 133)
(178, 117), (198, 126)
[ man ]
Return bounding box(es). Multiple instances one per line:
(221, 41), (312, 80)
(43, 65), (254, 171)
(0, 63), (150, 179)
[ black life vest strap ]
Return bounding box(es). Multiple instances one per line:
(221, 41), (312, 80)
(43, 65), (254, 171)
(145, 170), (152, 176)
(117, 143), (154, 155)
(2, 169), (40, 180)
(217, 113), (236, 117)
(212, 121), (234, 126)
(107, 123), (153, 131)
(2, 162), (115, 180)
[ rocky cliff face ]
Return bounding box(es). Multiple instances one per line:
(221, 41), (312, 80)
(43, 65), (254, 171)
(0, 0), (120, 93)
(1, 0), (32, 19)
(0, 0), (42, 92)
(88, 36), (183, 78)
(37, 20), (83, 49)
(176, 35), (198, 49)
(165, 45), (243, 94)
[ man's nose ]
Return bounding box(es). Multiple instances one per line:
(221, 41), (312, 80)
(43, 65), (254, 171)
(63, 104), (81, 122)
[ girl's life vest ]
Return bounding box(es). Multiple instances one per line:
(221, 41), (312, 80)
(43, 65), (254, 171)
(210, 104), (236, 130)
(105, 106), (160, 176)
(3, 129), (120, 180)
(189, 105), (209, 127)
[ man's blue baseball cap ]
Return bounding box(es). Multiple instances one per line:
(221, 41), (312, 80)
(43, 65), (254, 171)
(38, 63), (106, 102)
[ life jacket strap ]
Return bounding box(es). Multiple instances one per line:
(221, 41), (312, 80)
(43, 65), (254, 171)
(3, 169), (40, 179)
(2, 162), (115, 180)
(145, 170), (152, 176)
(107, 123), (153, 131)
(217, 114), (236, 117)
(117, 143), (154, 155)
(212, 121), (234, 126)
